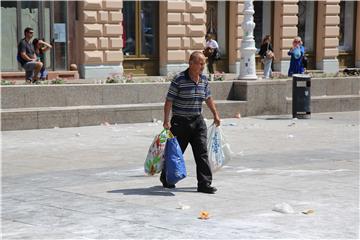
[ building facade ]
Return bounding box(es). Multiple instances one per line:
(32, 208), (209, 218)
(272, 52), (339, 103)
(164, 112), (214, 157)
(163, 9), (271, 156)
(1, 0), (359, 78)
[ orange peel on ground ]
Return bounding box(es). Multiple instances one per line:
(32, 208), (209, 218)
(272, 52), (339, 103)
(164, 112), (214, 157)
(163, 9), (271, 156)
(198, 211), (210, 220)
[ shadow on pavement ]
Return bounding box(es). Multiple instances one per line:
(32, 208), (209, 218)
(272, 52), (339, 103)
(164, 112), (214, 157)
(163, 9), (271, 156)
(107, 186), (197, 196)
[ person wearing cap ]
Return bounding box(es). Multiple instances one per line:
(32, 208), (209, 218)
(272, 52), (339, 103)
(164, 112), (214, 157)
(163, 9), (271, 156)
(17, 27), (43, 83)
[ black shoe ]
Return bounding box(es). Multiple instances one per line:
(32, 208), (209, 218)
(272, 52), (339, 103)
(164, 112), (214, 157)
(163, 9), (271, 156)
(197, 185), (217, 194)
(160, 177), (175, 189)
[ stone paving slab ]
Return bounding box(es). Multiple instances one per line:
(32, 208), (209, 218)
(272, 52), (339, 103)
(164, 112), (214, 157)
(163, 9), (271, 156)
(2, 111), (359, 239)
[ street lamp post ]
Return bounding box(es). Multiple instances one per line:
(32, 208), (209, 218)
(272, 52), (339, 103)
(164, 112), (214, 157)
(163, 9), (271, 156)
(238, 0), (257, 80)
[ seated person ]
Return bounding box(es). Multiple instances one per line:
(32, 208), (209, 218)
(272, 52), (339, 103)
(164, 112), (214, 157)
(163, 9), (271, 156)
(33, 38), (52, 80)
(17, 27), (43, 83)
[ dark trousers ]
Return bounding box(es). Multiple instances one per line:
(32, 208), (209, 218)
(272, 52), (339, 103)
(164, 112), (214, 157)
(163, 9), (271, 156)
(207, 57), (214, 74)
(160, 115), (212, 187)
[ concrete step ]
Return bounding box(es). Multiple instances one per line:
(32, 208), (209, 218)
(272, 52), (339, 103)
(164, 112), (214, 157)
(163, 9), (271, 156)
(0, 81), (235, 109)
(285, 95), (360, 114)
(1, 100), (247, 131)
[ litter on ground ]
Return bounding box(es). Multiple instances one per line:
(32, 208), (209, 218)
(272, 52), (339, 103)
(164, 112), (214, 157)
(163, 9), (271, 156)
(272, 202), (295, 214)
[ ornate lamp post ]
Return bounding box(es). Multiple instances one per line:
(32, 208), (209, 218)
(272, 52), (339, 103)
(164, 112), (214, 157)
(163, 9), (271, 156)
(238, 0), (257, 80)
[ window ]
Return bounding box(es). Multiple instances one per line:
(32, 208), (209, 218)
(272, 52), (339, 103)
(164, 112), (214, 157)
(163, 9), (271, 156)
(297, 1), (315, 53)
(254, 1), (273, 50)
(1, 1), (19, 71)
(122, 1), (158, 58)
(339, 1), (355, 52)
(206, 1), (228, 55)
(0, 1), (68, 72)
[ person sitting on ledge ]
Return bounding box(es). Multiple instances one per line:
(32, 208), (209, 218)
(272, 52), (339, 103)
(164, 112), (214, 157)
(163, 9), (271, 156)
(17, 27), (43, 83)
(33, 38), (52, 80)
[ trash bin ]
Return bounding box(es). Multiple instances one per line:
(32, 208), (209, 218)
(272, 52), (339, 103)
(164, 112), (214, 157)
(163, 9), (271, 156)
(292, 74), (311, 119)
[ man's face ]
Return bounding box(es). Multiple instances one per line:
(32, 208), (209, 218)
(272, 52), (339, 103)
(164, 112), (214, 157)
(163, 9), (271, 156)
(189, 56), (206, 75)
(26, 31), (34, 39)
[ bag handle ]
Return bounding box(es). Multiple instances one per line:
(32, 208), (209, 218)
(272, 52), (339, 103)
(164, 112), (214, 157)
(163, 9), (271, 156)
(161, 128), (174, 138)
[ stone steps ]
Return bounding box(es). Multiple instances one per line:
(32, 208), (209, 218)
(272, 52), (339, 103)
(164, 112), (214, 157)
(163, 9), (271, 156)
(1, 100), (247, 131)
(1, 77), (359, 131)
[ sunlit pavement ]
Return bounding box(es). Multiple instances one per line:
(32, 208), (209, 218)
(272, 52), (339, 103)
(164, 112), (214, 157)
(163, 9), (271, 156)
(2, 111), (359, 239)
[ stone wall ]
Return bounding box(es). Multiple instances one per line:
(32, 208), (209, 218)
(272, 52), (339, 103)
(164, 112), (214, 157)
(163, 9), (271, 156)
(228, 0), (244, 75)
(273, 0), (299, 75)
(78, 0), (123, 79)
(316, 0), (340, 73)
(159, 0), (207, 75)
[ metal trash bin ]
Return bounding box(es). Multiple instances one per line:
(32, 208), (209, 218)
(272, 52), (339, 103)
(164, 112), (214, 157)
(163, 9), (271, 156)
(292, 74), (311, 119)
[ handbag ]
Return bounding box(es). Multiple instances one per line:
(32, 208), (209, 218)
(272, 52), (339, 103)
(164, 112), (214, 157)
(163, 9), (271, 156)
(265, 43), (274, 59)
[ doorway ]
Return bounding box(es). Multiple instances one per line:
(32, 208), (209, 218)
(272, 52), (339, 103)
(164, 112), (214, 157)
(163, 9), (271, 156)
(206, 1), (229, 73)
(122, 1), (159, 76)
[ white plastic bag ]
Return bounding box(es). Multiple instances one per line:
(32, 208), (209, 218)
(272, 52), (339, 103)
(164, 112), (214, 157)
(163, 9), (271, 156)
(207, 124), (231, 172)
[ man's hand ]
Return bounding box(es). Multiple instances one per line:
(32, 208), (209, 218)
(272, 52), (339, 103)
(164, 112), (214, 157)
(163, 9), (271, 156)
(163, 121), (171, 130)
(205, 97), (221, 127)
(213, 114), (221, 127)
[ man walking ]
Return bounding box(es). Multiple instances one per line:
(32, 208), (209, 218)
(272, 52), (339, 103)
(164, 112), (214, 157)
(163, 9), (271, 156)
(161, 51), (221, 194)
(17, 27), (43, 83)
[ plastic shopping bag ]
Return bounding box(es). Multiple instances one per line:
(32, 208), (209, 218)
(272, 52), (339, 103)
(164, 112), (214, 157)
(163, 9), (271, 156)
(207, 124), (232, 172)
(144, 129), (172, 175)
(164, 136), (187, 185)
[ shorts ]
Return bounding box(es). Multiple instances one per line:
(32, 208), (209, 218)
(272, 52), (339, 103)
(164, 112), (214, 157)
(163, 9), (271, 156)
(22, 61), (37, 80)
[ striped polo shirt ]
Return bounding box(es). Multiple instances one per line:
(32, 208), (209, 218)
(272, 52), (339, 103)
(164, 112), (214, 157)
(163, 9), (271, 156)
(166, 68), (211, 117)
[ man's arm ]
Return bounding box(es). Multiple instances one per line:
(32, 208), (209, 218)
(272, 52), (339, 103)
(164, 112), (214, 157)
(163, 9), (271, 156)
(205, 97), (220, 126)
(163, 99), (172, 129)
(20, 51), (35, 62)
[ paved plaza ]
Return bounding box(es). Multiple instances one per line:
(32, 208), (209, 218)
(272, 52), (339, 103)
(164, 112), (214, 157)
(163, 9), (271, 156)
(2, 111), (359, 239)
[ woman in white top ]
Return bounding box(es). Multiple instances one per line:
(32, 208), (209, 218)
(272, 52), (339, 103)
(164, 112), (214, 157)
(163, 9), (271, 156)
(204, 34), (219, 74)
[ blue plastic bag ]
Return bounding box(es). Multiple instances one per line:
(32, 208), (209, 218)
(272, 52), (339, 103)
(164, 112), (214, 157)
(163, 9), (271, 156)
(164, 137), (186, 185)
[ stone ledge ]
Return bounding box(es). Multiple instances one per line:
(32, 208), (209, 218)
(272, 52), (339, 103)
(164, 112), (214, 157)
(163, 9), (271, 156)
(1, 100), (247, 131)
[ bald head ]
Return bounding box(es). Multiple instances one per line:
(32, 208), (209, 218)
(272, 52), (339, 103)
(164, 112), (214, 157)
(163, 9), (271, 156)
(189, 51), (206, 65)
(188, 51), (206, 77)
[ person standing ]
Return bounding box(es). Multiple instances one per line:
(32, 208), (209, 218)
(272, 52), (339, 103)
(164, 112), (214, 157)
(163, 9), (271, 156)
(288, 36), (305, 77)
(258, 35), (274, 79)
(17, 27), (43, 83)
(204, 33), (220, 74)
(161, 51), (221, 194)
(33, 38), (52, 80)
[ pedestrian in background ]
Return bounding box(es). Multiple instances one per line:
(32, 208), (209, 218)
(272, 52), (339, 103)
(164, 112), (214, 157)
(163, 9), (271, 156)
(204, 33), (220, 74)
(258, 35), (274, 79)
(288, 36), (305, 77)
(161, 51), (221, 194)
